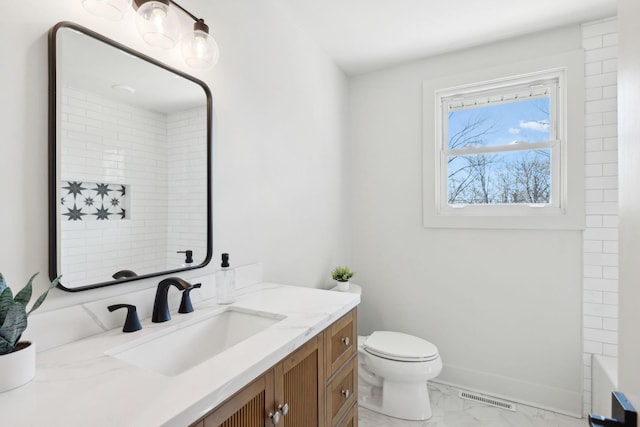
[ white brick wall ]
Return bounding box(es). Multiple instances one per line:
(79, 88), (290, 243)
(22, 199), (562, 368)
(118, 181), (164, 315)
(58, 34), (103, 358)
(60, 87), (170, 288)
(166, 107), (208, 268)
(581, 17), (618, 415)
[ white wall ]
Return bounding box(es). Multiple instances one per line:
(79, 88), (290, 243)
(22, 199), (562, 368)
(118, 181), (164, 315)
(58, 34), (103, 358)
(580, 18), (619, 415)
(617, 0), (640, 410)
(348, 26), (584, 415)
(0, 0), (348, 309)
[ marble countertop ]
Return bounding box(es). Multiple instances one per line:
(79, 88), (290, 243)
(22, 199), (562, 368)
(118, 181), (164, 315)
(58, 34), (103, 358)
(0, 283), (360, 427)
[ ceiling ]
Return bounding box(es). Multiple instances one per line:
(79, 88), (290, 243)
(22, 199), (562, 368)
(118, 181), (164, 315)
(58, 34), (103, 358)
(277, 0), (617, 75)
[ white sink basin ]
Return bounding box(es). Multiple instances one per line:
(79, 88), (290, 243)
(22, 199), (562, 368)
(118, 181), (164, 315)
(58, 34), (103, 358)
(106, 307), (286, 376)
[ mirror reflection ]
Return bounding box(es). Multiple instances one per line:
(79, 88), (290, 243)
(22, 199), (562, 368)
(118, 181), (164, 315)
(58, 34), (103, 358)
(50, 23), (211, 291)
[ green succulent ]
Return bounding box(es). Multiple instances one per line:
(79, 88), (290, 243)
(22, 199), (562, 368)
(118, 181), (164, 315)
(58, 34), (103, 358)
(331, 266), (355, 282)
(0, 273), (60, 355)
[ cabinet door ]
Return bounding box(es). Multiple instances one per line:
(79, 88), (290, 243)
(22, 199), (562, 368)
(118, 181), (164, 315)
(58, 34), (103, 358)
(202, 371), (274, 427)
(274, 334), (325, 427)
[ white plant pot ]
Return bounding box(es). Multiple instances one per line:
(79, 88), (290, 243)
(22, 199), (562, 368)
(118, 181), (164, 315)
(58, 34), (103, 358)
(336, 281), (350, 291)
(0, 341), (36, 393)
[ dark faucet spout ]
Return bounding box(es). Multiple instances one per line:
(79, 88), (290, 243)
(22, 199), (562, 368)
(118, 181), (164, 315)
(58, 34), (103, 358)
(152, 277), (192, 323)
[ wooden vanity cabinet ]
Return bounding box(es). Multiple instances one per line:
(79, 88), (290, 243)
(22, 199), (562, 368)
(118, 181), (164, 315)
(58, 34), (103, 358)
(190, 308), (357, 427)
(200, 371), (274, 427)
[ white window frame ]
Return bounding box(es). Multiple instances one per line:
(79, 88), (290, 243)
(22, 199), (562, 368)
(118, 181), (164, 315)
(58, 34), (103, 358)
(436, 71), (564, 217)
(422, 50), (585, 230)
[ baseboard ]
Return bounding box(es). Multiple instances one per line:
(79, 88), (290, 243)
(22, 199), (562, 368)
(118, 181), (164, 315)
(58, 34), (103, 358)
(435, 364), (583, 418)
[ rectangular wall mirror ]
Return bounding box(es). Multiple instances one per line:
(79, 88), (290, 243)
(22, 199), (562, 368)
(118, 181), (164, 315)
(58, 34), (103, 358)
(49, 22), (212, 292)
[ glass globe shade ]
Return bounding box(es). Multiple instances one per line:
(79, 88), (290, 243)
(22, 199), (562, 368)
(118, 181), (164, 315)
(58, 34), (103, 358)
(182, 29), (220, 69)
(81, 0), (132, 21)
(135, 0), (180, 49)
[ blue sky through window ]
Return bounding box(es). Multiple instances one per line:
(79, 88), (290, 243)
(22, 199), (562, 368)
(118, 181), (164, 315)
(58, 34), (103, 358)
(448, 98), (550, 149)
(446, 97), (552, 204)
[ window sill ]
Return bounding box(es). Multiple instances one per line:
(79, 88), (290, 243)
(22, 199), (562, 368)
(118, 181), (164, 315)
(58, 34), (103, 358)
(424, 210), (585, 230)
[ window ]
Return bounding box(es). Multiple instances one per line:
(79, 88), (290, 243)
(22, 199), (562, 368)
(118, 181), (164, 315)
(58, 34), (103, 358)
(423, 50), (584, 230)
(436, 71), (563, 217)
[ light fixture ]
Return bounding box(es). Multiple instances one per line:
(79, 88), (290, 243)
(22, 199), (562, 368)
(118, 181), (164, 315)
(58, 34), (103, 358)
(181, 19), (220, 69)
(133, 0), (180, 49)
(81, 0), (133, 21)
(81, 0), (220, 69)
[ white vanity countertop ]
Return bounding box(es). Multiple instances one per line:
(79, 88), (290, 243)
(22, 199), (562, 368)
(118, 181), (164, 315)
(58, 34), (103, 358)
(0, 283), (360, 427)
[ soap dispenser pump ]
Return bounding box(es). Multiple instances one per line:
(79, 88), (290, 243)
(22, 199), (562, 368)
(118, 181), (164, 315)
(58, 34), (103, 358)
(216, 253), (235, 304)
(177, 250), (193, 267)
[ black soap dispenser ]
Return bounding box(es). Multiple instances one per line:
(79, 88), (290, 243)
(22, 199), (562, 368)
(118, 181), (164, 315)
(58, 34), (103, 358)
(177, 250), (194, 267)
(215, 253), (235, 304)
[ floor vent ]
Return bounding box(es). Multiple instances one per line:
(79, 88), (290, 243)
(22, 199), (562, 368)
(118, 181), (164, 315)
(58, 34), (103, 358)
(458, 391), (517, 411)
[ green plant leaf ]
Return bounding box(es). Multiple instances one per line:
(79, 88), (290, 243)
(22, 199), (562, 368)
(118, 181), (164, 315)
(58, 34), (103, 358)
(0, 287), (14, 327)
(0, 304), (27, 349)
(0, 273), (6, 294)
(0, 334), (15, 354)
(14, 272), (37, 307)
(27, 276), (60, 316)
(331, 266), (355, 282)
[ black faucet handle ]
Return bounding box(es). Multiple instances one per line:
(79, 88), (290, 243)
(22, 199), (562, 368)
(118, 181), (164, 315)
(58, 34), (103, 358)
(179, 283), (202, 314)
(108, 304), (142, 333)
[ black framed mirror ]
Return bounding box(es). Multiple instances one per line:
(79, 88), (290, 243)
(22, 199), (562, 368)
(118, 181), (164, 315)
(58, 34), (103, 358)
(49, 22), (212, 292)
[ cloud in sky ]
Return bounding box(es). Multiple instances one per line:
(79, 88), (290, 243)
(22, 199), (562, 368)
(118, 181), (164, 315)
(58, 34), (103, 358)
(519, 120), (550, 132)
(508, 128), (521, 134)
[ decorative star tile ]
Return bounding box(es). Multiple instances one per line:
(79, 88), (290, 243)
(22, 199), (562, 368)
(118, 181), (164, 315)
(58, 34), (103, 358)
(93, 183), (111, 199)
(62, 181), (86, 199)
(63, 204), (86, 221)
(61, 181), (128, 221)
(93, 206), (111, 220)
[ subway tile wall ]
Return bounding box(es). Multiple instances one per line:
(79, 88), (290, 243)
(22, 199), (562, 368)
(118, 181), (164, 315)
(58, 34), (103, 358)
(581, 17), (618, 415)
(166, 107), (208, 268)
(60, 86), (170, 288)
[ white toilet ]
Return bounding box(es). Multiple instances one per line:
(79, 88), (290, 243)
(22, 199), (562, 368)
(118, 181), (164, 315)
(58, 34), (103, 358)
(358, 331), (442, 420)
(330, 283), (442, 420)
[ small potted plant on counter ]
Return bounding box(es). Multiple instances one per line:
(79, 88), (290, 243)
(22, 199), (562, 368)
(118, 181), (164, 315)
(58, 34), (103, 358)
(331, 266), (355, 291)
(0, 273), (59, 392)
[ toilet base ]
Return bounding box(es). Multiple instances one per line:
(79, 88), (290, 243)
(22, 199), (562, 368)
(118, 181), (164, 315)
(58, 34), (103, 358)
(358, 380), (433, 421)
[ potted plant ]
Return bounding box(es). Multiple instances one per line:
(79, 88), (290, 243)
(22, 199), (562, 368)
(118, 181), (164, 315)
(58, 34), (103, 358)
(0, 272), (59, 392)
(331, 266), (355, 291)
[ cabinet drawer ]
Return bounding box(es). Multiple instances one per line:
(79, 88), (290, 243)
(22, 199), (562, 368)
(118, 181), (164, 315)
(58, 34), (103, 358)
(335, 403), (358, 427)
(325, 308), (357, 380)
(326, 355), (357, 426)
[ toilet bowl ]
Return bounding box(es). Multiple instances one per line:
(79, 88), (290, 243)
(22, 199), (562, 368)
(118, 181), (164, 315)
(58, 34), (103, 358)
(358, 331), (442, 420)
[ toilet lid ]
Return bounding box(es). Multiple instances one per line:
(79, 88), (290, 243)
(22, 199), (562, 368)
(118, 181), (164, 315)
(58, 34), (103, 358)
(364, 331), (439, 362)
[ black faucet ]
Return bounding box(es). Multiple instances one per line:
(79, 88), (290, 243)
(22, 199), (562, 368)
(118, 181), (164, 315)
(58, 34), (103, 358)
(152, 277), (192, 323)
(112, 269), (138, 280)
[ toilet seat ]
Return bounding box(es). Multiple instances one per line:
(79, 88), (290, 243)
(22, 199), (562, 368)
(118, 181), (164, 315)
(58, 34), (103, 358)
(363, 331), (439, 362)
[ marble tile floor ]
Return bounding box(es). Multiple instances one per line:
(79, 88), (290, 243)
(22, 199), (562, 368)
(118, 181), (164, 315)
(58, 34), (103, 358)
(358, 383), (587, 427)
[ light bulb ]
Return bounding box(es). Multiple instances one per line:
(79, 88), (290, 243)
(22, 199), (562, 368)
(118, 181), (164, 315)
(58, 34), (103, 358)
(150, 5), (167, 26)
(81, 0), (132, 21)
(134, 0), (180, 49)
(182, 20), (220, 69)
